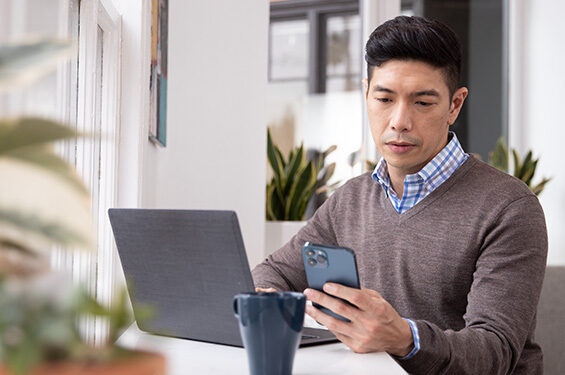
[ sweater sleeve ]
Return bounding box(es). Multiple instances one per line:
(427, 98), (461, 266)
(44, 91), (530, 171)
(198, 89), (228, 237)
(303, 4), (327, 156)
(251, 189), (340, 292)
(393, 195), (548, 374)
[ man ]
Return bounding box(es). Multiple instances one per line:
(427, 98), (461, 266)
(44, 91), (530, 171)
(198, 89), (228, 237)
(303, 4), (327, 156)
(253, 16), (547, 374)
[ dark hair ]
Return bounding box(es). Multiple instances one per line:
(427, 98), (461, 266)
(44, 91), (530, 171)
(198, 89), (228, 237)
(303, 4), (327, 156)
(365, 16), (462, 96)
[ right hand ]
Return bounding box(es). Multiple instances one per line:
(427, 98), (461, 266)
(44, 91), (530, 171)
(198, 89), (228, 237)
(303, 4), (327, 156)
(255, 287), (277, 293)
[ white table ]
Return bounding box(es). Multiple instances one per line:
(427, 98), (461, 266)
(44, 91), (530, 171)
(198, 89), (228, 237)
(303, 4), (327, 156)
(118, 319), (406, 375)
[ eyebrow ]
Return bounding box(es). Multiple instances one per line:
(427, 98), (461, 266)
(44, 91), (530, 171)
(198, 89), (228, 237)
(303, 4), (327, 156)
(371, 85), (440, 97)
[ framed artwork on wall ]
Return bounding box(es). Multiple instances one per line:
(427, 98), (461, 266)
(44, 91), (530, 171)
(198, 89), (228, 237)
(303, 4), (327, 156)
(149, 0), (168, 147)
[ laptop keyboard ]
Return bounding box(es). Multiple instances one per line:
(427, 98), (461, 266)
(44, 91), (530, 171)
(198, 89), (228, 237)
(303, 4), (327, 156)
(301, 334), (320, 340)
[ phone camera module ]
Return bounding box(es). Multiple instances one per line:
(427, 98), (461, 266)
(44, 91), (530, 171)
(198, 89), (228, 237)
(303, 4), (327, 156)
(305, 249), (315, 257)
(307, 258), (317, 267)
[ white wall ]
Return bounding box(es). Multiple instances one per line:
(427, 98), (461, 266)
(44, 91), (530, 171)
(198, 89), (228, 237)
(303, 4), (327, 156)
(140, 0), (269, 268)
(510, 0), (565, 265)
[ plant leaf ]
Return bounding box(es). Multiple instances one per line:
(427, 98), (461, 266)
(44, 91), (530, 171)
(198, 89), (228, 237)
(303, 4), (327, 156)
(512, 149), (522, 178)
(365, 160), (377, 172)
(266, 182), (283, 220)
(531, 177), (551, 196)
(5, 148), (88, 194)
(322, 145), (337, 159)
(521, 158), (538, 186)
(488, 137), (508, 171)
(267, 129), (285, 201)
(286, 163), (316, 220)
(0, 117), (76, 154)
(267, 129), (283, 179)
(275, 146), (286, 170)
(518, 151), (533, 180)
(0, 209), (91, 248)
(283, 144), (304, 196)
(318, 162), (336, 186)
(347, 149), (361, 167)
(0, 39), (73, 91)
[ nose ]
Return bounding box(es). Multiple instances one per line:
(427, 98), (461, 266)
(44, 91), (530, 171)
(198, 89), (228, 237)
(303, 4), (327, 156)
(390, 101), (413, 132)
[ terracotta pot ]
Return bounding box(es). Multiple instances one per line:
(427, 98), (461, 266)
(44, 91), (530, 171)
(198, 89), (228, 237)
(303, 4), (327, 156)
(0, 351), (166, 375)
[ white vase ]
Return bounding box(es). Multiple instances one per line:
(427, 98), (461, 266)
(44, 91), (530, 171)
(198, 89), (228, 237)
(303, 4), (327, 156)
(264, 221), (307, 258)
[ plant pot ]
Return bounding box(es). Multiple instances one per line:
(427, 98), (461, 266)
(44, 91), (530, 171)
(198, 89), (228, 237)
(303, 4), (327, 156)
(0, 350), (166, 375)
(264, 220), (307, 257)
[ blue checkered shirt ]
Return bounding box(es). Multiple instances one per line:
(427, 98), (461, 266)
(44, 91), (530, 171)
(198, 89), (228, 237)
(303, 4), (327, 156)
(372, 132), (468, 214)
(371, 132), (467, 359)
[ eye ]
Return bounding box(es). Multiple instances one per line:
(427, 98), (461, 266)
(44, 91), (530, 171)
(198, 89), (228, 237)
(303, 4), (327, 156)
(376, 98), (391, 103)
(416, 101), (433, 106)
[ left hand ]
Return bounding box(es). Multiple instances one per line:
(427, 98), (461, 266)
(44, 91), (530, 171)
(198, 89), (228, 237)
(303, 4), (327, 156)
(304, 283), (414, 356)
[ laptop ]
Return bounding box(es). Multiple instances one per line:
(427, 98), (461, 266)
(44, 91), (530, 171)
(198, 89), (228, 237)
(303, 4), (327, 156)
(108, 208), (338, 347)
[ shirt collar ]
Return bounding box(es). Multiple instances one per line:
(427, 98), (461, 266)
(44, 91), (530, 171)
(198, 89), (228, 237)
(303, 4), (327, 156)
(372, 132), (467, 194)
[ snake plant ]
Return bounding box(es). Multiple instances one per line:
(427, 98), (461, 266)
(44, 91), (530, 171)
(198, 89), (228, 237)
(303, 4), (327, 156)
(266, 129), (337, 221)
(488, 137), (551, 195)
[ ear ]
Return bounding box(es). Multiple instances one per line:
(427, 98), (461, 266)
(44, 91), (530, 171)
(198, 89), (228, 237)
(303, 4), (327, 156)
(363, 78), (369, 97)
(448, 87), (468, 125)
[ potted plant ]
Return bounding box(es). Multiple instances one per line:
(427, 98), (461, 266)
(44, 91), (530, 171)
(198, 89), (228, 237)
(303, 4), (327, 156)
(0, 39), (165, 375)
(264, 128), (338, 256)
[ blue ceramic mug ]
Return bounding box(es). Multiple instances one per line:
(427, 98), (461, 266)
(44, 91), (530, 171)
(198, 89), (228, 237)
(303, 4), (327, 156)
(233, 292), (306, 375)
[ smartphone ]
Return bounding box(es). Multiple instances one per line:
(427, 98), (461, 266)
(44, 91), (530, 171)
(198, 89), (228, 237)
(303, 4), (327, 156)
(302, 242), (360, 322)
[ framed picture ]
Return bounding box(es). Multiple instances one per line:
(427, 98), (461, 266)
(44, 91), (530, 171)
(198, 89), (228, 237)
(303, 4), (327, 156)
(149, 0), (168, 147)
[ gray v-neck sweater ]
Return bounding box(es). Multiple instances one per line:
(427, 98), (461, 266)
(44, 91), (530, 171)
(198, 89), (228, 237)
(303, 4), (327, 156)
(252, 156), (548, 374)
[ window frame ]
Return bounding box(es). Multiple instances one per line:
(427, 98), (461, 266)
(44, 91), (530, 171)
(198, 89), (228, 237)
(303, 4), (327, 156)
(74, 0), (122, 344)
(270, 0), (360, 94)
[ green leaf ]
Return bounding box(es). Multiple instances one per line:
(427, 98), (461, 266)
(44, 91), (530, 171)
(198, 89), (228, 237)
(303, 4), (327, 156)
(488, 137), (508, 171)
(107, 288), (138, 344)
(267, 129), (285, 201)
(0, 209), (91, 248)
(317, 162), (336, 186)
(520, 158), (538, 186)
(283, 144), (304, 196)
(266, 182), (284, 220)
(267, 129), (284, 180)
(347, 149), (361, 167)
(0, 39), (73, 91)
(365, 160), (377, 172)
(512, 149), (522, 178)
(5, 147), (88, 194)
(532, 177), (551, 196)
(322, 145), (337, 159)
(518, 151), (533, 180)
(275, 146), (286, 171)
(286, 163), (316, 220)
(0, 118), (76, 154)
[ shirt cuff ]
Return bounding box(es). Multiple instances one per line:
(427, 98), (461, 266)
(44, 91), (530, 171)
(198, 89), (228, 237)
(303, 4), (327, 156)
(400, 318), (420, 360)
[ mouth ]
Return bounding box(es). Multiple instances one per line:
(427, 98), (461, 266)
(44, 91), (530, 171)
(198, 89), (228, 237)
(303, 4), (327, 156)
(385, 141), (416, 153)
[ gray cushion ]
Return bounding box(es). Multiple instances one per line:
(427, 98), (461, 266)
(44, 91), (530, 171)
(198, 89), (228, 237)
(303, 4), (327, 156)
(536, 266), (565, 375)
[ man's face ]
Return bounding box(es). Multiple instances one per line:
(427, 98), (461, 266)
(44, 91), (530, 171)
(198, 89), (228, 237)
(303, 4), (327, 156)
(364, 59), (467, 176)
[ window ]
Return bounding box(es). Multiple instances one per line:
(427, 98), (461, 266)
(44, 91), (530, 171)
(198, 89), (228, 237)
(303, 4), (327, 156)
(401, 0), (508, 160)
(0, 0), (122, 344)
(270, 0), (361, 94)
(73, 0), (122, 344)
(268, 0), (364, 209)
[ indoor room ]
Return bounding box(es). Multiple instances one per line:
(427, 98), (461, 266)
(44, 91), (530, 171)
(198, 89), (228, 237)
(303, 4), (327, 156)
(0, 0), (563, 374)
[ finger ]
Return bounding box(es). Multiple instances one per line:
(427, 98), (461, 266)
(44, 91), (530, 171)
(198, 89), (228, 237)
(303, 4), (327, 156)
(304, 288), (359, 324)
(255, 287), (277, 292)
(322, 283), (369, 310)
(305, 302), (352, 337)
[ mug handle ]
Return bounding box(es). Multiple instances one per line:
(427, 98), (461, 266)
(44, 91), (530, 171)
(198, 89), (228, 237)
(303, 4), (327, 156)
(233, 296), (239, 318)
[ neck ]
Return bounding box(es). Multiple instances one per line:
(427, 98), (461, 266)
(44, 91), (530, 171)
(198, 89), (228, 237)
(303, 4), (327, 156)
(389, 168), (407, 197)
